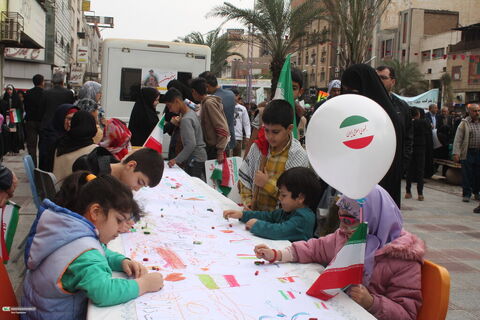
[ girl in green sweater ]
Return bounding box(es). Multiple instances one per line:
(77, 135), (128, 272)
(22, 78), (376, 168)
(224, 167), (322, 241)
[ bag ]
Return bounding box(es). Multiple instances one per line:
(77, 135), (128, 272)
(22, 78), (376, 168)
(1, 201), (20, 263)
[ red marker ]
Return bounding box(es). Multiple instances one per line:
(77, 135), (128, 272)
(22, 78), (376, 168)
(143, 258), (148, 261)
(255, 271), (259, 276)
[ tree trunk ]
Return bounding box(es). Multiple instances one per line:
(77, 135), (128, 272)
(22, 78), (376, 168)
(269, 57), (285, 99)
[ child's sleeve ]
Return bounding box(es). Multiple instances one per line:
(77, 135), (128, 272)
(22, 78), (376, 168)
(175, 117), (197, 164)
(290, 232), (341, 265)
(248, 210), (314, 241)
(367, 260), (422, 320)
(61, 249), (139, 307)
(240, 209), (279, 223)
(104, 246), (128, 272)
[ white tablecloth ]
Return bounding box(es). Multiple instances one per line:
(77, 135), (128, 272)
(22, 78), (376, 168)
(87, 167), (375, 320)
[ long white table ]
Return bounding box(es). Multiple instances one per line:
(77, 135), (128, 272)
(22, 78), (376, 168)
(87, 166), (375, 320)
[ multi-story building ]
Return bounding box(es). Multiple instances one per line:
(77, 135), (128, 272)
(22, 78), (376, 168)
(0, 0), (47, 90)
(447, 23), (480, 104)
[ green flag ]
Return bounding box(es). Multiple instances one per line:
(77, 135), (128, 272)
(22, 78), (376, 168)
(273, 54), (298, 139)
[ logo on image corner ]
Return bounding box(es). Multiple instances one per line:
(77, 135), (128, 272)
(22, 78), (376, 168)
(2, 307), (10, 312)
(340, 115), (374, 150)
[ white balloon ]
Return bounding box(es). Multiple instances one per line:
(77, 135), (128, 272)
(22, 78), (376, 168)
(306, 94), (396, 199)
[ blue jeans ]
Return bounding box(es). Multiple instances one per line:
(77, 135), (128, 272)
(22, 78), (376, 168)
(461, 149), (480, 197)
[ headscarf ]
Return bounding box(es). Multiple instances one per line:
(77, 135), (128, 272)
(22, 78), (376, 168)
(336, 185), (403, 285)
(52, 104), (78, 134)
(140, 87), (160, 108)
(327, 79), (341, 94)
(76, 98), (99, 113)
(78, 81), (101, 102)
(56, 110), (97, 157)
(99, 118), (132, 160)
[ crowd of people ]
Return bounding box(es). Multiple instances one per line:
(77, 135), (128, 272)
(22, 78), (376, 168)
(0, 63), (476, 320)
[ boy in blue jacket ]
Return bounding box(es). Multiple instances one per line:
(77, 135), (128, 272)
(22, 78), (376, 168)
(224, 167), (322, 241)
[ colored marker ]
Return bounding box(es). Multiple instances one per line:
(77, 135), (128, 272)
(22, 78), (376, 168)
(144, 231), (150, 235)
(211, 226), (215, 229)
(255, 271), (259, 276)
(143, 258), (148, 261)
(254, 260), (265, 265)
(193, 241), (202, 245)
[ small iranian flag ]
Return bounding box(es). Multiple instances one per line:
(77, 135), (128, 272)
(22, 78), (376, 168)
(9, 109), (22, 123)
(211, 154), (233, 196)
(340, 115), (374, 150)
(317, 90), (329, 102)
(273, 54), (298, 139)
(143, 115), (165, 153)
(1, 201), (20, 263)
(307, 222), (367, 300)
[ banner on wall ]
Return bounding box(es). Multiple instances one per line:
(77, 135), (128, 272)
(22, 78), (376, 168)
(141, 69), (177, 93)
(392, 89), (439, 109)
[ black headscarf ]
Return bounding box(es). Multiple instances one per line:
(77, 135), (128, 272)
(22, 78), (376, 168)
(341, 64), (403, 207)
(129, 87), (160, 146)
(56, 110), (97, 157)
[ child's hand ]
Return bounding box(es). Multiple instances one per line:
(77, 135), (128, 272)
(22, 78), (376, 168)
(254, 244), (275, 261)
(122, 259), (148, 278)
(245, 218), (258, 230)
(348, 285), (374, 310)
(168, 159), (176, 168)
(223, 210), (243, 219)
(254, 169), (268, 188)
(136, 272), (164, 295)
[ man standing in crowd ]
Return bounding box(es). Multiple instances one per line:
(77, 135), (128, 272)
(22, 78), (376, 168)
(199, 71), (236, 153)
(230, 88), (251, 157)
(24, 74), (44, 167)
(453, 103), (480, 204)
(38, 72), (75, 170)
(376, 66), (413, 172)
(426, 103), (440, 129)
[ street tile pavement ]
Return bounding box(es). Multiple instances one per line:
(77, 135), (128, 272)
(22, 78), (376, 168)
(2, 151), (480, 319)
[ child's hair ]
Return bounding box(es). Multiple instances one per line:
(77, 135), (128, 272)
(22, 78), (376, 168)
(54, 171), (142, 221)
(198, 71), (218, 87)
(163, 87), (183, 103)
(262, 99), (294, 129)
(291, 68), (304, 88)
(122, 148), (164, 187)
(190, 77), (208, 95)
(276, 167), (322, 211)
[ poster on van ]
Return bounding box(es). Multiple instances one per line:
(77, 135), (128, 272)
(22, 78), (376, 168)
(141, 69), (177, 93)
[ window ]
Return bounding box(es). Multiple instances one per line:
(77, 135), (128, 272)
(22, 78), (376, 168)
(306, 51), (309, 65)
(402, 12), (408, 44)
(427, 68), (432, 74)
(421, 50), (431, 61)
(401, 49), (406, 63)
(120, 68), (142, 101)
(452, 66), (462, 80)
(432, 48), (444, 60)
(320, 72), (325, 82)
(384, 39), (393, 57)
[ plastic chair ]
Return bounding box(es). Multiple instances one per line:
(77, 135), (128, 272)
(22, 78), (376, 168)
(0, 257), (20, 320)
(23, 155), (41, 210)
(34, 169), (58, 201)
(417, 259), (451, 320)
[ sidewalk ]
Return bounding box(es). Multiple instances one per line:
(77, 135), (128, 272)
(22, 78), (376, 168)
(3, 150), (480, 319)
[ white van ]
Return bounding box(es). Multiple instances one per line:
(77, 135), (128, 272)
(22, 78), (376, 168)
(101, 39), (211, 122)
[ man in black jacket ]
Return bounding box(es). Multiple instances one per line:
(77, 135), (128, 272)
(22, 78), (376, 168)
(24, 74), (44, 167)
(38, 72), (74, 170)
(376, 66), (414, 174)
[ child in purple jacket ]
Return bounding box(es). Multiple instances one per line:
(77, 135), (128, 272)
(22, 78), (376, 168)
(255, 185), (425, 320)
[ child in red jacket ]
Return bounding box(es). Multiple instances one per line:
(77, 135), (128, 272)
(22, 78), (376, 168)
(255, 185), (425, 320)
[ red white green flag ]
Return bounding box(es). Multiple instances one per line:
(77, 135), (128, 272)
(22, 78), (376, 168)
(9, 109), (22, 123)
(210, 153), (233, 196)
(307, 222), (367, 300)
(1, 201), (20, 263)
(317, 90), (329, 102)
(143, 115), (165, 153)
(340, 115), (374, 150)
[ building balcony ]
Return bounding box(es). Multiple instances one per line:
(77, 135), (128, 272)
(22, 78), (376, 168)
(0, 12), (23, 45)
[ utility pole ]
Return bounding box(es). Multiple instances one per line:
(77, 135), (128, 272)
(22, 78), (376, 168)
(246, 0), (256, 104)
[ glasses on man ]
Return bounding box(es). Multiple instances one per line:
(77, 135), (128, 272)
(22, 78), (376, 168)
(378, 75), (391, 80)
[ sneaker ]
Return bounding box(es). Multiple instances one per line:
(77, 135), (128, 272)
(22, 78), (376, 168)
(418, 195), (424, 201)
(474, 206), (480, 214)
(463, 196), (470, 202)
(405, 193), (412, 199)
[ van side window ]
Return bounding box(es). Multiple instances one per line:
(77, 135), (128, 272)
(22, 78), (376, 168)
(120, 68), (142, 101)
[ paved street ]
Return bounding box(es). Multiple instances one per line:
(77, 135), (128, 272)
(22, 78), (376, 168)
(3, 150), (480, 319)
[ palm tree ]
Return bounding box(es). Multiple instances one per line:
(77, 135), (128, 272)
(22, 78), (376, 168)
(179, 27), (243, 76)
(323, 0), (391, 67)
(382, 59), (428, 96)
(209, 0), (326, 93)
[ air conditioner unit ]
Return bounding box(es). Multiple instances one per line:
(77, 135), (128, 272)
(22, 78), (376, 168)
(335, 67), (340, 72)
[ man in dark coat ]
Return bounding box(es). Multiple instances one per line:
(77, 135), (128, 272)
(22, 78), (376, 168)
(376, 66), (414, 174)
(38, 72), (74, 170)
(24, 74), (45, 167)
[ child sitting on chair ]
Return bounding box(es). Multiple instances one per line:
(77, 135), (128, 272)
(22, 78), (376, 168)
(254, 185), (425, 320)
(224, 167), (321, 241)
(22, 172), (164, 319)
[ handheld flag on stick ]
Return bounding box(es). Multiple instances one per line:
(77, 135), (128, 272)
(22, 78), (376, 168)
(273, 54), (298, 139)
(317, 90), (329, 102)
(307, 222), (367, 300)
(143, 115), (165, 153)
(1, 201), (20, 263)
